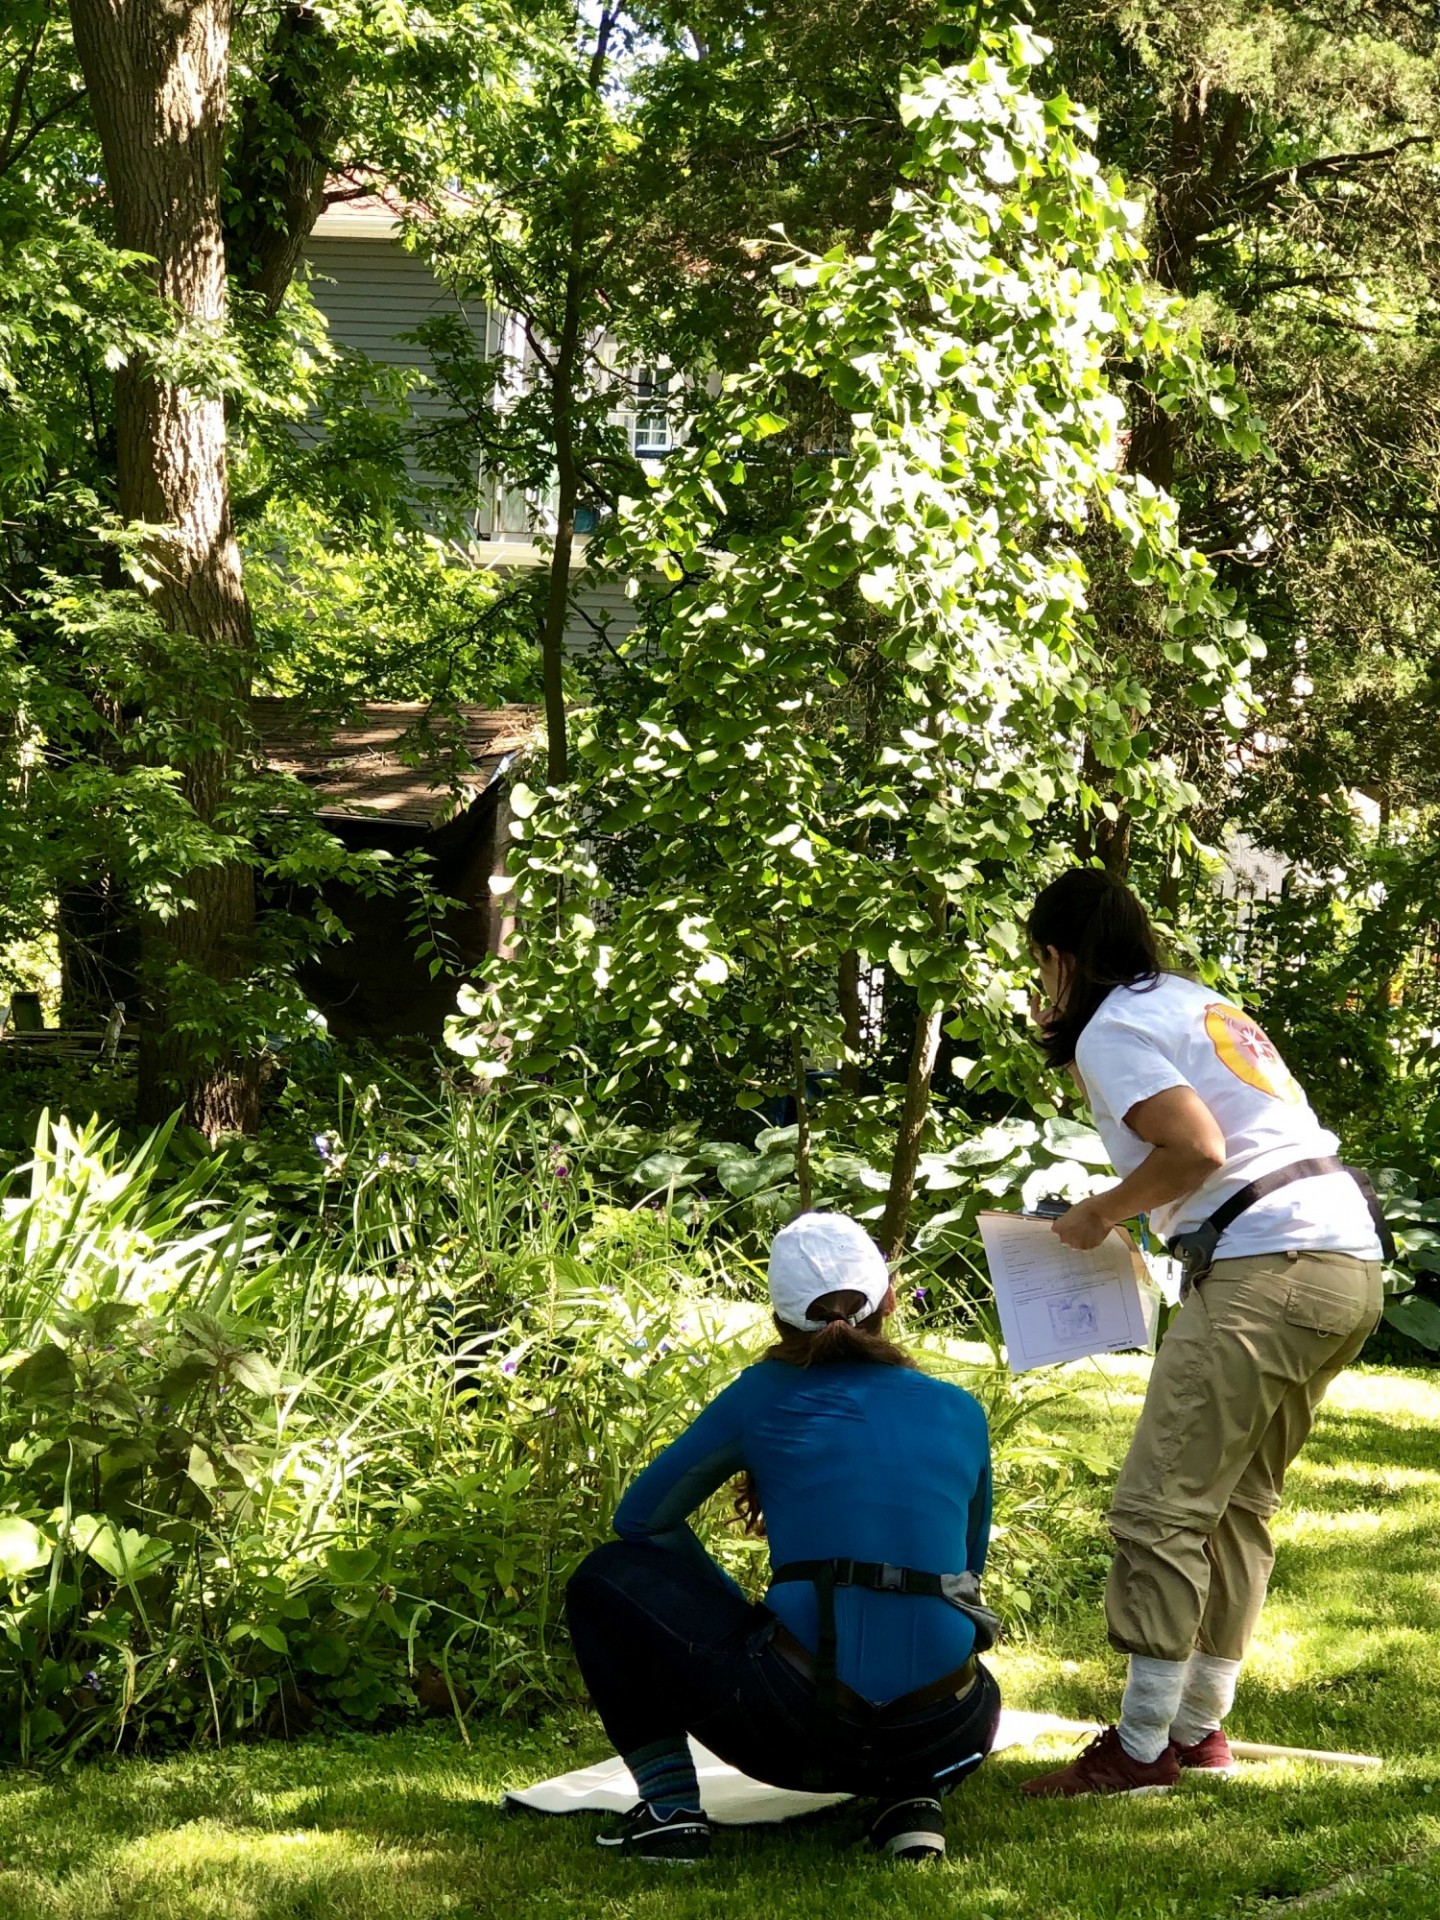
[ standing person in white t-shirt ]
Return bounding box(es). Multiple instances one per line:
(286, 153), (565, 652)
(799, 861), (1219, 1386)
(1016, 867), (1385, 1799)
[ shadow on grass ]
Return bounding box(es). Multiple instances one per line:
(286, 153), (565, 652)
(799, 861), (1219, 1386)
(1298, 1405), (1440, 1480)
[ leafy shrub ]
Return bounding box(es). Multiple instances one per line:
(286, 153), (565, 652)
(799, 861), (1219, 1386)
(1249, 866), (1440, 1183)
(593, 1103), (1119, 1334)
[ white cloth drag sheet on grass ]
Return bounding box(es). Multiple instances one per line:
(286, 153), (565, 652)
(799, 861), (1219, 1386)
(503, 1709), (1086, 1827)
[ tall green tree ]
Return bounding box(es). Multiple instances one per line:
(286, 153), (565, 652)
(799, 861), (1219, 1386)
(450, 30), (1258, 1254)
(1, 2), (533, 1130)
(417, 2), (652, 784)
(415, 0), (982, 785)
(65, 0), (261, 1134)
(1030, 0), (1440, 870)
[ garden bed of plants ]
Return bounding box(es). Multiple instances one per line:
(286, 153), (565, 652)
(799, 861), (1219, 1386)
(0, 1088), (1118, 1767)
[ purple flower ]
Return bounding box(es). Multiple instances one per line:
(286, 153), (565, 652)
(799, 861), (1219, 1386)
(553, 1162), (570, 1180)
(502, 1358), (519, 1375)
(313, 1133), (334, 1162)
(912, 1287), (928, 1304)
(406, 1153), (418, 1169)
(83, 1670), (102, 1694)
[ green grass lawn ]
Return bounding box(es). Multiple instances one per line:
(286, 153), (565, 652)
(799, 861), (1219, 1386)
(1, 1357), (1437, 1920)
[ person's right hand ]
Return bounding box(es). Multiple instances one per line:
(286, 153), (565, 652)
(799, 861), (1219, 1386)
(1030, 993), (1059, 1031)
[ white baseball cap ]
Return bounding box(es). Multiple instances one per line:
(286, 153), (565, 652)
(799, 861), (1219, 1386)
(767, 1212), (892, 1331)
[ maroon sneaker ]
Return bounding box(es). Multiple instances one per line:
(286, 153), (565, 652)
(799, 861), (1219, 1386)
(1021, 1726), (1180, 1799)
(1171, 1728), (1236, 1775)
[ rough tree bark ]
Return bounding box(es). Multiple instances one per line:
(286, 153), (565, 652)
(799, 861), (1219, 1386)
(1127, 79), (1247, 491)
(1075, 742), (1136, 878)
(57, 2), (343, 1051)
(68, 0), (258, 1136)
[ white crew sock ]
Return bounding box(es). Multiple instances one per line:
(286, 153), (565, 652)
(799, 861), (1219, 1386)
(1168, 1652), (1241, 1749)
(1117, 1654), (1189, 1764)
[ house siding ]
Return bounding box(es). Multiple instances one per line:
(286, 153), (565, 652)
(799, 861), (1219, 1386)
(301, 226), (639, 652)
(304, 235), (492, 388)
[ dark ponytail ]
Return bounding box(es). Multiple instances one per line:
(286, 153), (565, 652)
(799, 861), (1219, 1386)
(764, 1293), (915, 1374)
(1026, 867), (1165, 1068)
(733, 1288), (914, 1537)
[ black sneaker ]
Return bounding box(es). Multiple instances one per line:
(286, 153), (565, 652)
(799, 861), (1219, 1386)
(867, 1794), (945, 1862)
(596, 1801), (711, 1864)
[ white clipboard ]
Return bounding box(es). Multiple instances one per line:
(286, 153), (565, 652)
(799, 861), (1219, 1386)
(978, 1211), (1156, 1373)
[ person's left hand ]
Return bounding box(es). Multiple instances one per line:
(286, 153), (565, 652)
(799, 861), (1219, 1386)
(1050, 1195), (1116, 1251)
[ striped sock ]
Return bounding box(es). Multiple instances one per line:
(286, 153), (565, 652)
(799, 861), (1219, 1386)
(626, 1737), (702, 1816)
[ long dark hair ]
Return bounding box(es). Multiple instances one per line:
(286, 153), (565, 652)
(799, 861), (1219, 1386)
(733, 1288), (913, 1537)
(1026, 868), (1165, 1068)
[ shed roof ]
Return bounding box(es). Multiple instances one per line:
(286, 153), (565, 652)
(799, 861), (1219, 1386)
(256, 700), (540, 827)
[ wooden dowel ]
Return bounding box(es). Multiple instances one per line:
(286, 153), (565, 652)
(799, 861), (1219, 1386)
(1035, 1717), (1381, 1770)
(1227, 1739), (1381, 1770)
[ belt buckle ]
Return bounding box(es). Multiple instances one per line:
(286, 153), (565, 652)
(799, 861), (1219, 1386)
(877, 1563), (904, 1593)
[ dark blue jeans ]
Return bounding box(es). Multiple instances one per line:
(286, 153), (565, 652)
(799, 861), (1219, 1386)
(566, 1540), (1002, 1799)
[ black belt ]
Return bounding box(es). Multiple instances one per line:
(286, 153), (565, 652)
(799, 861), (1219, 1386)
(768, 1558), (999, 1783)
(1166, 1156), (1396, 1288)
(768, 1623), (979, 1722)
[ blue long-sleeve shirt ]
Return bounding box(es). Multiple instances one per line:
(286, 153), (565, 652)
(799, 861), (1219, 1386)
(613, 1358), (993, 1705)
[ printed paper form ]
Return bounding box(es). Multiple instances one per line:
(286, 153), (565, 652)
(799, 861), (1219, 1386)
(978, 1212), (1154, 1374)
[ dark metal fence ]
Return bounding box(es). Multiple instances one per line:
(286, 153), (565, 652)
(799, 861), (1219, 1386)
(1207, 864), (1440, 1024)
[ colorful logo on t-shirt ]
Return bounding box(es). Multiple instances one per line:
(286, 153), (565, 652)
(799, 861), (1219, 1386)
(1204, 1002), (1303, 1104)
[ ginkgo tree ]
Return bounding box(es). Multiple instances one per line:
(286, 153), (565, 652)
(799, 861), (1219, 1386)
(448, 24), (1263, 1257)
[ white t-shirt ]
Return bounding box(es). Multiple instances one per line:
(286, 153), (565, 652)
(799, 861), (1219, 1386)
(1073, 973), (1380, 1260)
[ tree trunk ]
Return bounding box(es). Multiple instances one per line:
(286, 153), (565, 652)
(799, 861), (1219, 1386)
(538, 265), (582, 786)
(837, 759), (875, 1094)
(68, 0), (259, 1136)
(1129, 80), (1246, 489)
(789, 1025), (814, 1213)
(224, 4), (348, 316)
(878, 892), (948, 1260)
(56, 7), (338, 1060)
(1105, 78), (1251, 879)
(838, 948), (863, 1093)
(1075, 743), (1134, 880)
(878, 996), (945, 1262)
(1096, 811), (1132, 879)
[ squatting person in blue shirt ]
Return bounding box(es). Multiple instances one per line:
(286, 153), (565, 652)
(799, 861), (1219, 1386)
(565, 1211), (1002, 1865)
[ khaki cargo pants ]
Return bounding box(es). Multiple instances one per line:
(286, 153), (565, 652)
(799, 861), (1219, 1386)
(1106, 1249), (1383, 1664)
